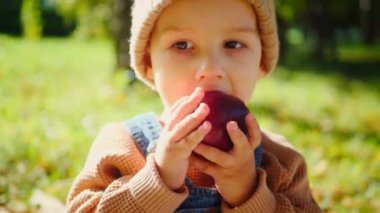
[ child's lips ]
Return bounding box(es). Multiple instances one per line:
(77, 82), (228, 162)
(199, 86), (229, 96)
(204, 89), (228, 95)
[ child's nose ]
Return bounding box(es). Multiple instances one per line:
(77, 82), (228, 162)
(195, 56), (225, 81)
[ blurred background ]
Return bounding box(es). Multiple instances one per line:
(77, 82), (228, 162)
(0, 0), (379, 212)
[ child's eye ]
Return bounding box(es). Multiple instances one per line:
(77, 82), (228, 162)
(173, 41), (194, 50)
(224, 40), (244, 49)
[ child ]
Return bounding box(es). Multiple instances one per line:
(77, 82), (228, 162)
(66, 0), (322, 212)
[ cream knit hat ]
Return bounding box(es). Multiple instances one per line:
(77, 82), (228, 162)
(130, 0), (279, 88)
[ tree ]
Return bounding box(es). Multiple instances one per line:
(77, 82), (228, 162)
(110, 0), (132, 71)
(21, 0), (42, 39)
(307, 0), (337, 61)
(360, 0), (376, 44)
(56, 0), (112, 38)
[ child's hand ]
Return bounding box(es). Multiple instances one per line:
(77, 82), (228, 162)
(190, 113), (261, 206)
(154, 88), (211, 190)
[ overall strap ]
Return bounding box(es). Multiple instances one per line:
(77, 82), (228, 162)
(124, 112), (162, 157)
(254, 145), (263, 167)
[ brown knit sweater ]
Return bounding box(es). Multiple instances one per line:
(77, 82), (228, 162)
(66, 123), (322, 212)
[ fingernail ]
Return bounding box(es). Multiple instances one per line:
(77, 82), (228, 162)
(228, 121), (237, 131)
(198, 103), (205, 112)
(201, 121), (209, 130)
(201, 103), (209, 112)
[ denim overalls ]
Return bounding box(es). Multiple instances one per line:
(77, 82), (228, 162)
(125, 112), (263, 213)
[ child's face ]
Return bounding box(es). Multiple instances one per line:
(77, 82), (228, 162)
(146, 0), (265, 108)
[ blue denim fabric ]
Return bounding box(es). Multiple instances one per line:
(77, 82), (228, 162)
(176, 178), (221, 212)
(125, 112), (263, 213)
(125, 112), (162, 156)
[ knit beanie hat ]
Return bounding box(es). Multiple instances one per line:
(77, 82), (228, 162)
(130, 0), (279, 88)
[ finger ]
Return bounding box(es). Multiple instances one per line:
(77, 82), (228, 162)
(246, 114), (261, 150)
(170, 103), (209, 141)
(168, 95), (188, 114)
(189, 153), (218, 177)
(160, 94), (191, 126)
(167, 87), (205, 130)
(180, 121), (211, 150)
(193, 143), (233, 168)
(226, 121), (250, 153)
(160, 95), (188, 124)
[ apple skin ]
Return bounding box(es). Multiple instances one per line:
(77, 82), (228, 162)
(200, 91), (249, 152)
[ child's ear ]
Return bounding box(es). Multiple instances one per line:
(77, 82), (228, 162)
(144, 47), (156, 87)
(258, 63), (268, 80)
(145, 55), (154, 81)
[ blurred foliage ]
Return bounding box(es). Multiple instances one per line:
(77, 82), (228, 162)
(0, 0), (378, 42)
(0, 1), (22, 35)
(0, 0), (112, 39)
(0, 35), (379, 212)
(276, 0), (306, 23)
(59, 0), (112, 38)
(43, 0), (112, 38)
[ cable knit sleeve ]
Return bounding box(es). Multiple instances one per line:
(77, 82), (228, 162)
(66, 123), (188, 213)
(221, 131), (322, 213)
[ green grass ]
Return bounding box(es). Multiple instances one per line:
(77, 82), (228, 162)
(0, 35), (379, 212)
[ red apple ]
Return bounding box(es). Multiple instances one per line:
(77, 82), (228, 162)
(200, 91), (249, 151)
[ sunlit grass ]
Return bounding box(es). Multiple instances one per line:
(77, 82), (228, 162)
(0, 35), (379, 212)
(252, 67), (380, 212)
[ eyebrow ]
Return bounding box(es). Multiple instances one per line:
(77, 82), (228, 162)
(227, 26), (257, 34)
(160, 25), (192, 34)
(160, 25), (257, 34)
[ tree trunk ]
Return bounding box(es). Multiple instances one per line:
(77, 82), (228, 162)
(21, 0), (42, 39)
(360, 0), (376, 44)
(111, 0), (133, 71)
